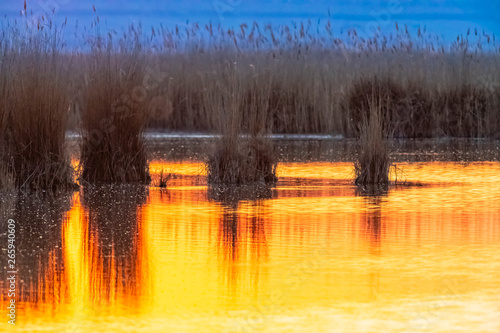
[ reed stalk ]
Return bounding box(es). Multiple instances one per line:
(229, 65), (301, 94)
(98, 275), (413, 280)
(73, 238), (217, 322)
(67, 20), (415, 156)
(79, 45), (152, 183)
(0, 36), (75, 191)
(354, 96), (391, 186)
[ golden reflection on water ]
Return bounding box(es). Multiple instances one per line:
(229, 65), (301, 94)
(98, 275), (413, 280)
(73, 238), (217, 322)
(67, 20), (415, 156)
(2, 161), (500, 332)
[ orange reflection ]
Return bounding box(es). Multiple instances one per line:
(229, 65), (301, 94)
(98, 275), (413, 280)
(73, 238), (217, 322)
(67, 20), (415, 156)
(76, 185), (151, 315)
(149, 160), (206, 176)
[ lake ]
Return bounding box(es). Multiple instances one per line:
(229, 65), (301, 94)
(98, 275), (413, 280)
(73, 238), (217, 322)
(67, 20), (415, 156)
(1, 137), (500, 332)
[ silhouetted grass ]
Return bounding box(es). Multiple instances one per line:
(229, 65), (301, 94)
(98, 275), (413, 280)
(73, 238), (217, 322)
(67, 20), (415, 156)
(1, 11), (500, 191)
(204, 63), (277, 185)
(78, 47), (152, 183)
(207, 137), (277, 185)
(0, 165), (14, 191)
(0, 31), (75, 191)
(155, 170), (172, 188)
(354, 97), (391, 186)
(142, 23), (500, 138)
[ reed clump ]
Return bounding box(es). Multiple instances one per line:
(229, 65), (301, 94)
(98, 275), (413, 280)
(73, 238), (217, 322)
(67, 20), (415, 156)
(79, 46), (152, 183)
(354, 97), (391, 186)
(205, 62), (278, 185)
(207, 137), (277, 185)
(0, 39), (75, 191)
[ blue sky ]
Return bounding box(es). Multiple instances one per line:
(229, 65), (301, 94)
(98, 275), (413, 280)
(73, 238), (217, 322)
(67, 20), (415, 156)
(1, 1), (499, 43)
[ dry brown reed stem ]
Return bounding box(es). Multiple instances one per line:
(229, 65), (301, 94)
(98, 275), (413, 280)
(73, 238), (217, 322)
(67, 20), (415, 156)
(0, 166), (14, 191)
(155, 169), (172, 188)
(0, 47), (75, 191)
(79, 48), (152, 183)
(354, 96), (391, 186)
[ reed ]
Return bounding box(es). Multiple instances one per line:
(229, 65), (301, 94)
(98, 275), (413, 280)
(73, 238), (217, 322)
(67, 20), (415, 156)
(0, 165), (14, 191)
(434, 84), (489, 137)
(145, 51), (500, 138)
(0, 35), (75, 191)
(205, 61), (278, 185)
(156, 170), (172, 188)
(354, 97), (391, 186)
(1, 15), (500, 193)
(4, 17), (492, 140)
(207, 137), (277, 185)
(144, 21), (500, 138)
(345, 77), (433, 138)
(78, 46), (152, 183)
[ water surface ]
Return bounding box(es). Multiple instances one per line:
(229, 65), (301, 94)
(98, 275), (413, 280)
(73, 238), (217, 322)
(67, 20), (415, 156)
(1, 139), (500, 332)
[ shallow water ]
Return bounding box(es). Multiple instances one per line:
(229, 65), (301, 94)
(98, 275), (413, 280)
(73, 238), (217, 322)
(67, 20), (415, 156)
(1, 139), (500, 333)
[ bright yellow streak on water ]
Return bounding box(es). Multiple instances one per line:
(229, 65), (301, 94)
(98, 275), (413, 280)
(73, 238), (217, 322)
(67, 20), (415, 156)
(3, 162), (500, 332)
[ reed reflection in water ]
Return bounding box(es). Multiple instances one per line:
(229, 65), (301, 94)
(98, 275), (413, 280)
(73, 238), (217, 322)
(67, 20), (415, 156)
(0, 193), (72, 317)
(78, 185), (151, 312)
(215, 196), (271, 302)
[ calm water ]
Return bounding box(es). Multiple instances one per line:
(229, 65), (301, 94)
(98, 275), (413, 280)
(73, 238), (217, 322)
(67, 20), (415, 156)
(1, 139), (500, 333)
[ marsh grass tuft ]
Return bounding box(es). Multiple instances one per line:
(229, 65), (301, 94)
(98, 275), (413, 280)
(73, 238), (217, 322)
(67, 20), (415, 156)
(156, 170), (172, 188)
(79, 47), (152, 183)
(205, 62), (278, 186)
(207, 137), (277, 185)
(354, 97), (391, 186)
(0, 45), (75, 191)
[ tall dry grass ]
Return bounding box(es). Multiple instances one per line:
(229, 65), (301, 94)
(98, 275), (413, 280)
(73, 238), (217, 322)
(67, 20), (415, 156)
(204, 61), (278, 185)
(3, 16), (498, 142)
(207, 138), (277, 185)
(1, 14), (500, 191)
(143, 22), (500, 138)
(0, 28), (75, 191)
(146, 48), (500, 138)
(354, 96), (391, 186)
(0, 166), (14, 191)
(78, 43), (152, 183)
